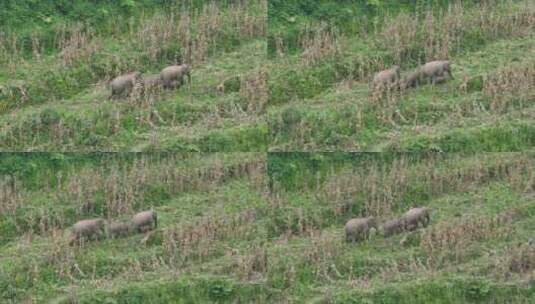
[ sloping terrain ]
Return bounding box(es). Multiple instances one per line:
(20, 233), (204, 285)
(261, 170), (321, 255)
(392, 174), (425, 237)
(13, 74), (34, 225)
(1, 153), (534, 303)
(0, 1), (267, 151)
(267, 0), (535, 151)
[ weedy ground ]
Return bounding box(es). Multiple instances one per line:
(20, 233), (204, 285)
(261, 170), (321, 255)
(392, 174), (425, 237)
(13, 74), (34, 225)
(1, 153), (534, 303)
(0, 1), (268, 151)
(267, 0), (535, 151)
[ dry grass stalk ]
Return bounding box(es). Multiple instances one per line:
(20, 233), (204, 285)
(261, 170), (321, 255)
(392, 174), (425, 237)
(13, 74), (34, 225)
(301, 231), (344, 282)
(56, 155), (265, 220)
(162, 209), (257, 266)
(492, 243), (535, 278)
(0, 32), (27, 72)
(55, 23), (101, 67)
(369, 87), (402, 127)
(228, 243), (268, 281)
(135, 1), (265, 66)
(0, 176), (25, 216)
(420, 211), (516, 267)
(375, 0), (534, 65)
(320, 154), (533, 220)
(299, 23), (341, 66)
(483, 62), (535, 113)
(240, 68), (269, 114)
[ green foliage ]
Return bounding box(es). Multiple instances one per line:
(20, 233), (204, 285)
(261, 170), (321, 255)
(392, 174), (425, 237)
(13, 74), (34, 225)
(398, 123), (535, 152)
(0, 0), (267, 151)
(1, 154), (535, 302)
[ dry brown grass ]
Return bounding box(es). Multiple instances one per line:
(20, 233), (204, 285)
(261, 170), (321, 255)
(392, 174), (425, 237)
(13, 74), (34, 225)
(299, 23), (341, 66)
(55, 23), (102, 67)
(319, 154), (534, 219)
(0, 177), (24, 216)
(301, 230), (344, 282)
(0, 32), (26, 73)
(483, 61), (535, 113)
(420, 210), (517, 268)
(0, 154), (265, 239)
(240, 68), (269, 114)
(135, 0), (265, 66)
(224, 243), (268, 281)
(58, 154), (266, 218)
(377, 0), (535, 64)
(368, 88), (403, 127)
(162, 209), (258, 266)
(497, 243), (535, 276)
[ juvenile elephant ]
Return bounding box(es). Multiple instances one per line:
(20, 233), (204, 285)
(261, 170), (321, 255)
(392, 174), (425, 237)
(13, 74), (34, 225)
(373, 65), (401, 90)
(110, 71), (142, 98)
(402, 207), (431, 231)
(345, 216), (377, 243)
(421, 60), (453, 84)
(106, 221), (133, 238)
(69, 218), (105, 244)
(160, 64), (191, 89)
(132, 210), (158, 233)
(142, 74), (163, 93)
(402, 68), (424, 89)
(382, 218), (405, 237)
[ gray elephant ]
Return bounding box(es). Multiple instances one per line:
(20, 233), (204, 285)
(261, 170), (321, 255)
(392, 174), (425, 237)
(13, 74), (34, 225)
(69, 218), (105, 244)
(106, 221), (133, 238)
(382, 218), (405, 237)
(402, 207), (431, 231)
(110, 71), (142, 98)
(421, 60), (453, 84)
(402, 68), (424, 89)
(345, 216), (377, 243)
(373, 65), (401, 90)
(142, 74), (163, 94)
(160, 64), (191, 89)
(132, 210), (158, 233)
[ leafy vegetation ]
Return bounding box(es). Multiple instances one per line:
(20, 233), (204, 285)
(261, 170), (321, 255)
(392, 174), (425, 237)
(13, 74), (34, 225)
(1, 1), (535, 303)
(0, 0), (267, 151)
(1, 153), (534, 302)
(267, 0), (535, 151)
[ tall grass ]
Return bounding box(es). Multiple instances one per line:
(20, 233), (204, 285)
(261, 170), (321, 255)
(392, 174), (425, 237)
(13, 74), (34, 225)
(0, 1), (267, 113)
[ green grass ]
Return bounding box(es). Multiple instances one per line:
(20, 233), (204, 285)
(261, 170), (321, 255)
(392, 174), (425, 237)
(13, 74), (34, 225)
(0, 0), (267, 151)
(2, 153), (534, 303)
(1, 0), (535, 302)
(267, 0), (535, 151)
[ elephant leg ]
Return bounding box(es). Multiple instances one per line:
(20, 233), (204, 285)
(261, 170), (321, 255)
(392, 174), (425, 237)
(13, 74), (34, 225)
(447, 69), (454, 79)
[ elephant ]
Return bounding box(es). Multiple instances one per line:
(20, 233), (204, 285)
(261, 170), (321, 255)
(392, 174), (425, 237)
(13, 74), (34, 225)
(132, 210), (158, 233)
(160, 64), (191, 89)
(110, 71), (142, 98)
(373, 65), (401, 90)
(402, 68), (424, 89)
(106, 221), (133, 238)
(382, 218), (405, 237)
(345, 216), (377, 243)
(69, 218), (105, 244)
(402, 207), (431, 231)
(142, 74), (163, 94)
(421, 60), (453, 84)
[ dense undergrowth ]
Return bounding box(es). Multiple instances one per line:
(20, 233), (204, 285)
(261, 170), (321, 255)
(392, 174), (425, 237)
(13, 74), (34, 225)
(267, 0), (535, 151)
(0, 0), (267, 151)
(1, 153), (534, 303)
(1, 0), (535, 303)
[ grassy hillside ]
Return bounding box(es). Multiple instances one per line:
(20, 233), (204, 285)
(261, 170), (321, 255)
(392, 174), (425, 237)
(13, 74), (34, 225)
(0, 0), (267, 151)
(1, 1), (535, 303)
(1, 153), (534, 303)
(267, 0), (535, 151)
